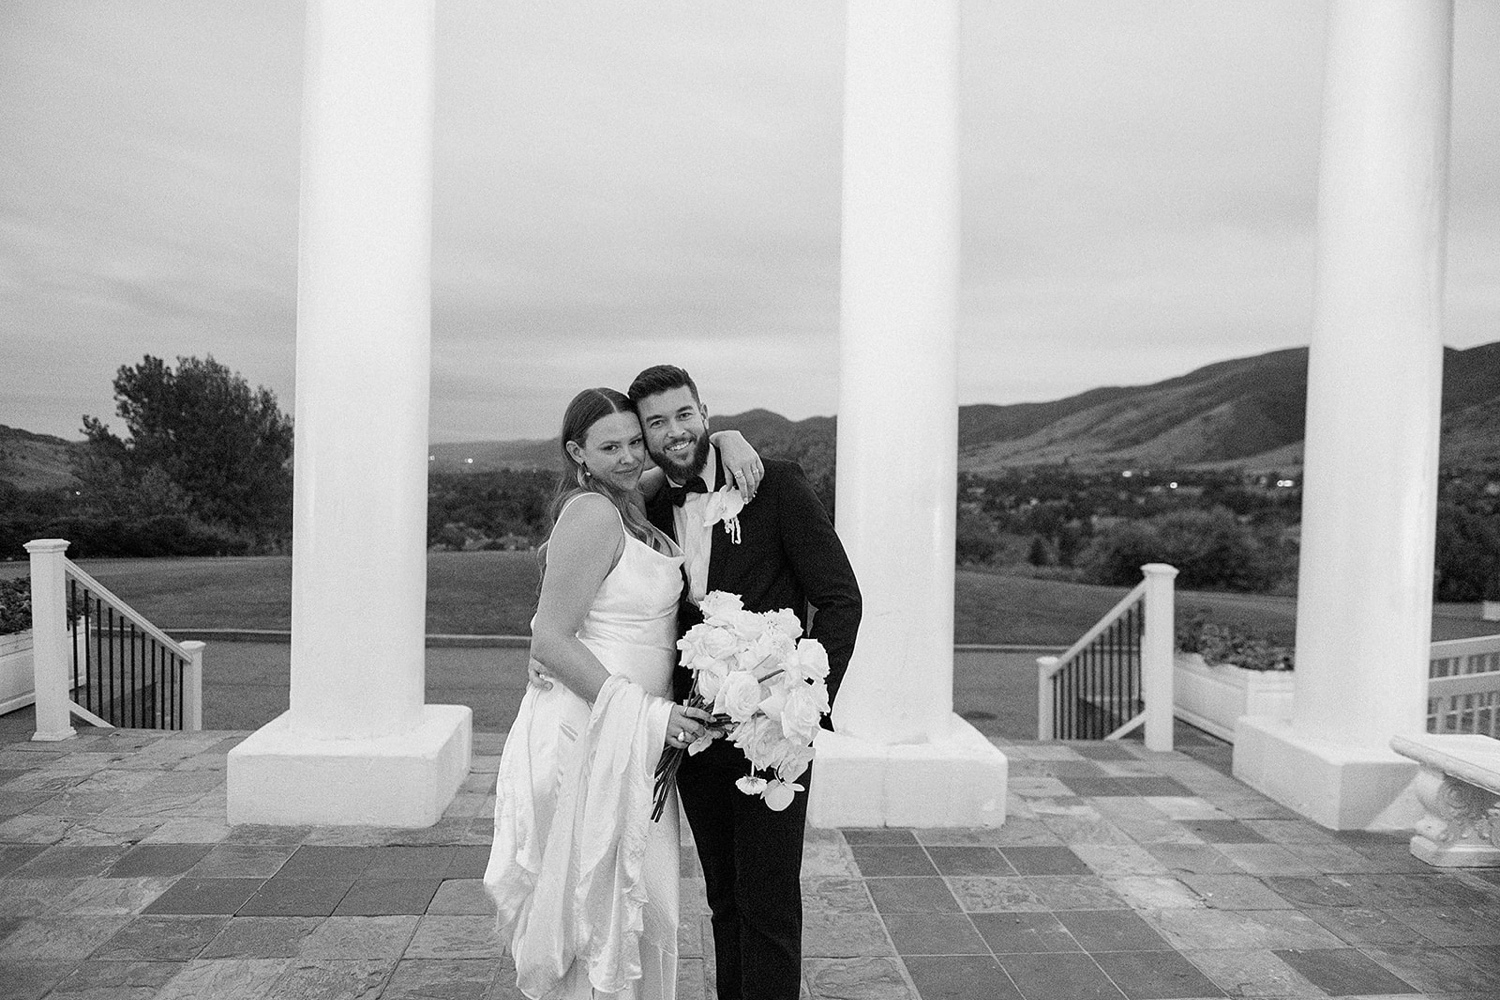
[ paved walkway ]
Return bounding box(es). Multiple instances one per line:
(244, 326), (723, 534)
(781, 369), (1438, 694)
(1, 727), (1497, 1000)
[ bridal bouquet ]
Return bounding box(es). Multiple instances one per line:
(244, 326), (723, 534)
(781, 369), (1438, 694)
(651, 591), (830, 820)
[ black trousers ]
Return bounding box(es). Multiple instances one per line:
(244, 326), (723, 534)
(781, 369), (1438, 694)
(677, 740), (809, 1000)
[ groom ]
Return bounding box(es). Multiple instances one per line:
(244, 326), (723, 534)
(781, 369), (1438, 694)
(629, 365), (861, 1000)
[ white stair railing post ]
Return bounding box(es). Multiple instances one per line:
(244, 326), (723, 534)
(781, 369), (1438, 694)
(181, 640), (205, 731)
(1037, 656), (1059, 740)
(24, 539), (75, 742)
(1141, 562), (1179, 752)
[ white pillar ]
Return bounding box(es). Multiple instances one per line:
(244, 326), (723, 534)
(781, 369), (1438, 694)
(1234, 0), (1452, 830)
(1140, 564), (1178, 753)
(810, 0), (1007, 828)
(24, 539), (75, 742)
(228, 0), (470, 827)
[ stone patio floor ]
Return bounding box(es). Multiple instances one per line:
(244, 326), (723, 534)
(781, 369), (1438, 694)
(1, 727), (1498, 1000)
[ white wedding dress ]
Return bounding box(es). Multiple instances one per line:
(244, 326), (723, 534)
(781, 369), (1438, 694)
(486, 494), (684, 1000)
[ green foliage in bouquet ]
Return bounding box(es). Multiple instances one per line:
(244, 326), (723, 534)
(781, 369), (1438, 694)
(1175, 606), (1293, 672)
(0, 577), (32, 637)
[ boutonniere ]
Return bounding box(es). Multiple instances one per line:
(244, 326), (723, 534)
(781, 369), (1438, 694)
(702, 486), (745, 544)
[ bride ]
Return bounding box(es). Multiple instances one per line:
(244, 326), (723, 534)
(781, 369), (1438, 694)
(485, 387), (761, 1000)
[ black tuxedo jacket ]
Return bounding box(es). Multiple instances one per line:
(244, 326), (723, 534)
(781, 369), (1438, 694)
(647, 453), (861, 716)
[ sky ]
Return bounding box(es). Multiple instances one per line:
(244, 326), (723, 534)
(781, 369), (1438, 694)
(2, 1), (1499, 443)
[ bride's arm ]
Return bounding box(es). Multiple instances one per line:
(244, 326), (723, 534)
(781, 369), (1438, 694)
(529, 495), (626, 703)
(637, 430), (765, 501)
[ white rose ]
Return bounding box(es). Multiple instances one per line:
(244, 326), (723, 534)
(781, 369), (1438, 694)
(780, 681), (826, 744)
(729, 609), (767, 641)
(696, 662), (729, 701)
(699, 591), (743, 623)
(765, 608), (803, 639)
(762, 779), (803, 812)
(714, 670), (764, 723)
(703, 486), (744, 526)
(757, 678), (789, 721)
(791, 638), (830, 682)
(735, 775), (768, 796)
(697, 625), (739, 663)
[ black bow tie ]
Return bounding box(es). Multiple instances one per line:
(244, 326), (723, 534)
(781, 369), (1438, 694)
(666, 476), (709, 507)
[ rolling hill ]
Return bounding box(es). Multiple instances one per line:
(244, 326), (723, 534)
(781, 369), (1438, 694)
(7, 341), (1499, 488)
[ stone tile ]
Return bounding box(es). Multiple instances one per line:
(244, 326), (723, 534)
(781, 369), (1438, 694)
(238, 877), (355, 918)
(1037, 813), (1138, 846)
(1055, 908), (1172, 953)
(676, 957), (705, 1000)
(264, 959), (396, 1000)
(384, 958), (502, 999)
(1241, 819), (1341, 846)
(366, 845), (457, 878)
(1261, 875), (1366, 908)
(1026, 876), (1127, 911)
(1146, 843), (1243, 875)
(1204, 795), (1301, 822)
(799, 837), (859, 877)
(1178, 820), (1268, 844)
(46, 958), (183, 997)
(105, 844), (213, 878)
(334, 878), (442, 916)
(1072, 743), (1139, 761)
(0, 915), (130, 960)
(428, 879), (495, 916)
(944, 876), (1045, 912)
(1342, 873), (1494, 910)
(801, 911), (893, 958)
(297, 915), (418, 959)
(405, 915), (505, 959)
(881, 913), (988, 956)
(139, 818), (231, 844)
(448, 845), (491, 879)
(1299, 905), (1431, 948)
(866, 876), (962, 914)
(801, 956), (915, 1000)
(186, 844), (297, 879)
(1008, 776), (1075, 798)
(144, 878), (265, 916)
(56, 817), (166, 848)
(901, 954), (1023, 1000)
(0, 879), (84, 917)
(1181, 948), (1324, 998)
(1280, 842), (1384, 874)
(152, 957), (292, 1000)
(50, 876), (175, 916)
(1361, 945), (1495, 994)
(1345, 842), (1435, 874)
(1111, 816), (1206, 846)
(0, 844), (48, 877)
(1072, 844), (1170, 878)
(276, 846), (378, 879)
(923, 846), (1015, 877)
(914, 818), (1061, 846)
(10, 845), (128, 879)
(1209, 844), (1318, 877)
(998, 951), (1125, 1000)
(1451, 943), (1500, 978)
(677, 914), (701, 958)
(92, 915), (228, 962)
(1140, 907), (1341, 952)
(1091, 949), (1225, 1000)
(222, 825), (312, 847)
(1179, 874), (1294, 911)
(970, 912), (1082, 954)
(1060, 777), (1137, 797)
(843, 828), (917, 846)
(1102, 876), (1206, 911)
(0, 960), (78, 1000)
(1140, 796), (1229, 821)
(800, 877), (875, 915)
(1274, 947), (1416, 997)
(1000, 845), (1091, 876)
(851, 846), (939, 877)
(1389, 904), (1500, 946)
(201, 916), (323, 959)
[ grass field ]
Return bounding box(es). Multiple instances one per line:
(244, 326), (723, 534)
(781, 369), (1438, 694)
(4, 552), (1494, 645)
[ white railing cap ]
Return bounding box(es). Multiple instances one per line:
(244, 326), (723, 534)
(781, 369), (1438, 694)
(24, 539), (70, 554)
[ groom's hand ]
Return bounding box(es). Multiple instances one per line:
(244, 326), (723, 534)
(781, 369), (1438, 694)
(526, 657), (553, 691)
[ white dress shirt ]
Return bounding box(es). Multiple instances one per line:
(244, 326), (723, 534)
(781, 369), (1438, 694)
(671, 445), (717, 603)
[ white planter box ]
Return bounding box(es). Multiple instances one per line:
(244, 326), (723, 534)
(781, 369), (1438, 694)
(0, 626), (88, 717)
(1173, 651), (1294, 743)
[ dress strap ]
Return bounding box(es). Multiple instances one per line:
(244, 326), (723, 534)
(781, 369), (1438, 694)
(557, 491), (627, 536)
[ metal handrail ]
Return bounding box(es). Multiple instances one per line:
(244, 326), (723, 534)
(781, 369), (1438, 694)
(1040, 577), (1149, 680)
(64, 560), (192, 660)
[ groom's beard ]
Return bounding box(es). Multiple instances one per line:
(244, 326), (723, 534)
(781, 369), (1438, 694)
(652, 431), (710, 482)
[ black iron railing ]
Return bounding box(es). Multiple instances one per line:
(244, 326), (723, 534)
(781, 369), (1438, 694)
(1044, 599), (1144, 740)
(67, 573), (189, 730)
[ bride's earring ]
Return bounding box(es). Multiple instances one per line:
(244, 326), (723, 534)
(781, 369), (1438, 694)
(576, 466), (591, 488)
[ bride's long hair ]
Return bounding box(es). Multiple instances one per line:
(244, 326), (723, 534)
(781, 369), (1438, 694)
(548, 387), (655, 546)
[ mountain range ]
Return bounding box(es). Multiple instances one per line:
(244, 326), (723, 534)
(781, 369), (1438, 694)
(5, 341), (1498, 490)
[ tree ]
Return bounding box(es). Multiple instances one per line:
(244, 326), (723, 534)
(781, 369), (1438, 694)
(78, 355), (294, 547)
(1434, 502), (1500, 602)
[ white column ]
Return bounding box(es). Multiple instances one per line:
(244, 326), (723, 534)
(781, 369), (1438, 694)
(24, 539), (75, 742)
(810, 0), (1007, 828)
(1234, 0), (1452, 830)
(228, 0), (470, 827)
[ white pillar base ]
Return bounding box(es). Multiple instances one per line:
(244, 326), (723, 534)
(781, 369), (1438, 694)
(1482, 600), (1500, 622)
(1232, 715), (1420, 831)
(227, 704), (472, 827)
(807, 714), (1007, 828)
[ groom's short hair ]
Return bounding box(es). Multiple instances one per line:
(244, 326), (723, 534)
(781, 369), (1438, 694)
(628, 365), (700, 407)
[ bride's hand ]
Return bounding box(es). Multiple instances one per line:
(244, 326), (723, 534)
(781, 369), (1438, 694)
(710, 430), (764, 501)
(666, 703), (713, 749)
(526, 657), (553, 691)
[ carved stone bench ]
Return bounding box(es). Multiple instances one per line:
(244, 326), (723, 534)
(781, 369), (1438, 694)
(1389, 733), (1500, 867)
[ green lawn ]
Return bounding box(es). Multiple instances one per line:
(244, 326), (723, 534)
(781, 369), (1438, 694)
(2, 553), (1493, 646)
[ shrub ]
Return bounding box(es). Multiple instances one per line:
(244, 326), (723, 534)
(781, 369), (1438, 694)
(1079, 507), (1292, 592)
(0, 577), (30, 636)
(1175, 606), (1293, 671)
